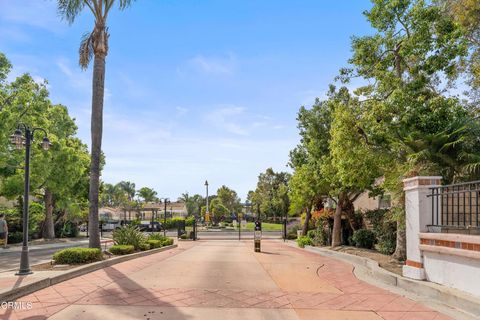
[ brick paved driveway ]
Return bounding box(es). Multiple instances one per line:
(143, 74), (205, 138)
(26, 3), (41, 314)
(4, 240), (451, 320)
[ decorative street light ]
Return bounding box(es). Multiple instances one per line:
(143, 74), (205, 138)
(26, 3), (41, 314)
(204, 180), (209, 218)
(10, 124), (51, 276)
(163, 198), (170, 237)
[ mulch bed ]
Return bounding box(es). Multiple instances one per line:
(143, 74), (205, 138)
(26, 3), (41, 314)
(330, 246), (404, 275)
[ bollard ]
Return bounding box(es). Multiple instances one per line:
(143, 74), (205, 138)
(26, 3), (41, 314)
(254, 220), (262, 252)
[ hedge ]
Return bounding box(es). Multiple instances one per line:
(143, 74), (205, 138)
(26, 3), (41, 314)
(109, 244), (135, 255)
(161, 238), (174, 246)
(297, 236), (313, 248)
(53, 248), (102, 264)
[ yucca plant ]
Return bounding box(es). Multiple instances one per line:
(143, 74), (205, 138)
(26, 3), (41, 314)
(112, 225), (146, 250)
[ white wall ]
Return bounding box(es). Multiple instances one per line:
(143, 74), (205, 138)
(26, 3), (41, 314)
(424, 251), (480, 297)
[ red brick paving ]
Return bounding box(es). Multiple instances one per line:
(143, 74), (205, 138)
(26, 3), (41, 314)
(2, 241), (452, 320)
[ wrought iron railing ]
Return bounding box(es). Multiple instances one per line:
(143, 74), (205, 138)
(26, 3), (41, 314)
(427, 181), (480, 229)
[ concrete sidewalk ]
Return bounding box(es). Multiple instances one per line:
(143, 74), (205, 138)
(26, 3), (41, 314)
(3, 240), (453, 320)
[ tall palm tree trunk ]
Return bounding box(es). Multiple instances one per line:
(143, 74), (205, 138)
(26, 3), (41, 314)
(88, 54), (106, 249)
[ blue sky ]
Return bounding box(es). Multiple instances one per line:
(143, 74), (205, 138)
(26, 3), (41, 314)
(0, 0), (373, 200)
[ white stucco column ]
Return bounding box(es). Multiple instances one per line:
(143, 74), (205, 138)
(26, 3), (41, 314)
(402, 176), (442, 280)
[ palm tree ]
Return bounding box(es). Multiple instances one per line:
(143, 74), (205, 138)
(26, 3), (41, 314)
(137, 187), (158, 203)
(57, 0), (134, 248)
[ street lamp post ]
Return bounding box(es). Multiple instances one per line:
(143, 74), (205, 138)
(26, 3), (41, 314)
(163, 198), (169, 237)
(10, 124), (51, 276)
(204, 180), (209, 221)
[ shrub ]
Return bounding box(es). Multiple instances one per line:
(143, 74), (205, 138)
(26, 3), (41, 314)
(180, 234), (187, 239)
(146, 239), (162, 249)
(161, 238), (174, 246)
(364, 209), (397, 254)
(310, 227), (329, 246)
(297, 236), (313, 248)
(307, 230), (316, 239)
(55, 221), (79, 238)
(53, 248), (102, 264)
(352, 229), (376, 249)
(148, 233), (168, 241)
(287, 224), (300, 239)
(109, 245), (135, 255)
(139, 243), (151, 251)
(7, 231), (23, 244)
(185, 216), (195, 227)
(112, 225), (146, 250)
(1, 204), (44, 241)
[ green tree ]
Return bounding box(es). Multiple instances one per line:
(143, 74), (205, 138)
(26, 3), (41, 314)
(0, 53), (91, 239)
(289, 163), (328, 236)
(57, 0), (135, 248)
(339, 0), (479, 258)
(137, 187), (157, 203)
(216, 185), (242, 214)
(252, 168), (290, 221)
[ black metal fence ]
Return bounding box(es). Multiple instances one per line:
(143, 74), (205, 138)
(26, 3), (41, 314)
(427, 181), (480, 230)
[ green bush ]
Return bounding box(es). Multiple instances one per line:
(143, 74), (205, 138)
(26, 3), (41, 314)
(109, 245), (135, 255)
(185, 216), (195, 227)
(287, 224), (300, 240)
(364, 209), (397, 254)
(180, 234), (187, 239)
(146, 239), (162, 249)
(297, 236), (313, 248)
(53, 247), (102, 264)
(112, 225), (146, 250)
(158, 217), (186, 230)
(1, 203), (44, 242)
(139, 243), (151, 251)
(55, 220), (79, 238)
(7, 231), (23, 244)
(352, 229), (376, 249)
(310, 227), (329, 246)
(147, 233), (168, 241)
(307, 230), (316, 239)
(161, 238), (174, 246)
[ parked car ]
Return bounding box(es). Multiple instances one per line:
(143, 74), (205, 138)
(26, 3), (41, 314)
(101, 220), (120, 231)
(138, 221), (164, 232)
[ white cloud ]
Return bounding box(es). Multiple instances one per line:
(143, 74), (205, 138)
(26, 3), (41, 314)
(56, 58), (91, 89)
(0, 0), (63, 33)
(179, 53), (237, 76)
(205, 106), (249, 135)
(175, 107), (188, 116)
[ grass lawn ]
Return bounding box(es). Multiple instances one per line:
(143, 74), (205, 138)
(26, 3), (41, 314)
(244, 222), (283, 231)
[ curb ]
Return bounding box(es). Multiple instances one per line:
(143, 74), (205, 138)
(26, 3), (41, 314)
(0, 244), (178, 303)
(301, 245), (480, 319)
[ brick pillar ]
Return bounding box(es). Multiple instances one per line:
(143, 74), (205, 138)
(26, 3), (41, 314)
(402, 176), (442, 280)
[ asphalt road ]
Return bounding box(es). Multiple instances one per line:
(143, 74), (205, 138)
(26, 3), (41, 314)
(0, 242), (89, 272)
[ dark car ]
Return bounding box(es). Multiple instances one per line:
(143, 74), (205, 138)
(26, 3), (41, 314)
(138, 221), (164, 232)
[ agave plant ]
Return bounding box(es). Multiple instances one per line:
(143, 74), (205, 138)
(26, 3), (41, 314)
(112, 225), (146, 250)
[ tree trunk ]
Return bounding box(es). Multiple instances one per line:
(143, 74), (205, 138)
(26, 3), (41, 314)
(344, 197), (359, 231)
(392, 219), (406, 260)
(302, 206), (312, 236)
(88, 53), (106, 249)
(332, 192), (345, 247)
(43, 189), (55, 239)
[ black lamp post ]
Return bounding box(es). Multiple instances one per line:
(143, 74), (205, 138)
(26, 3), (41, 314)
(10, 124), (51, 276)
(204, 180), (209, 219)
(163, 198), (169, 237)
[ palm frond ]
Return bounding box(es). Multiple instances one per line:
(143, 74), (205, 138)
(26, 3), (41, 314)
(78, 31), (94, 69)
(57, 0), (85, 24)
